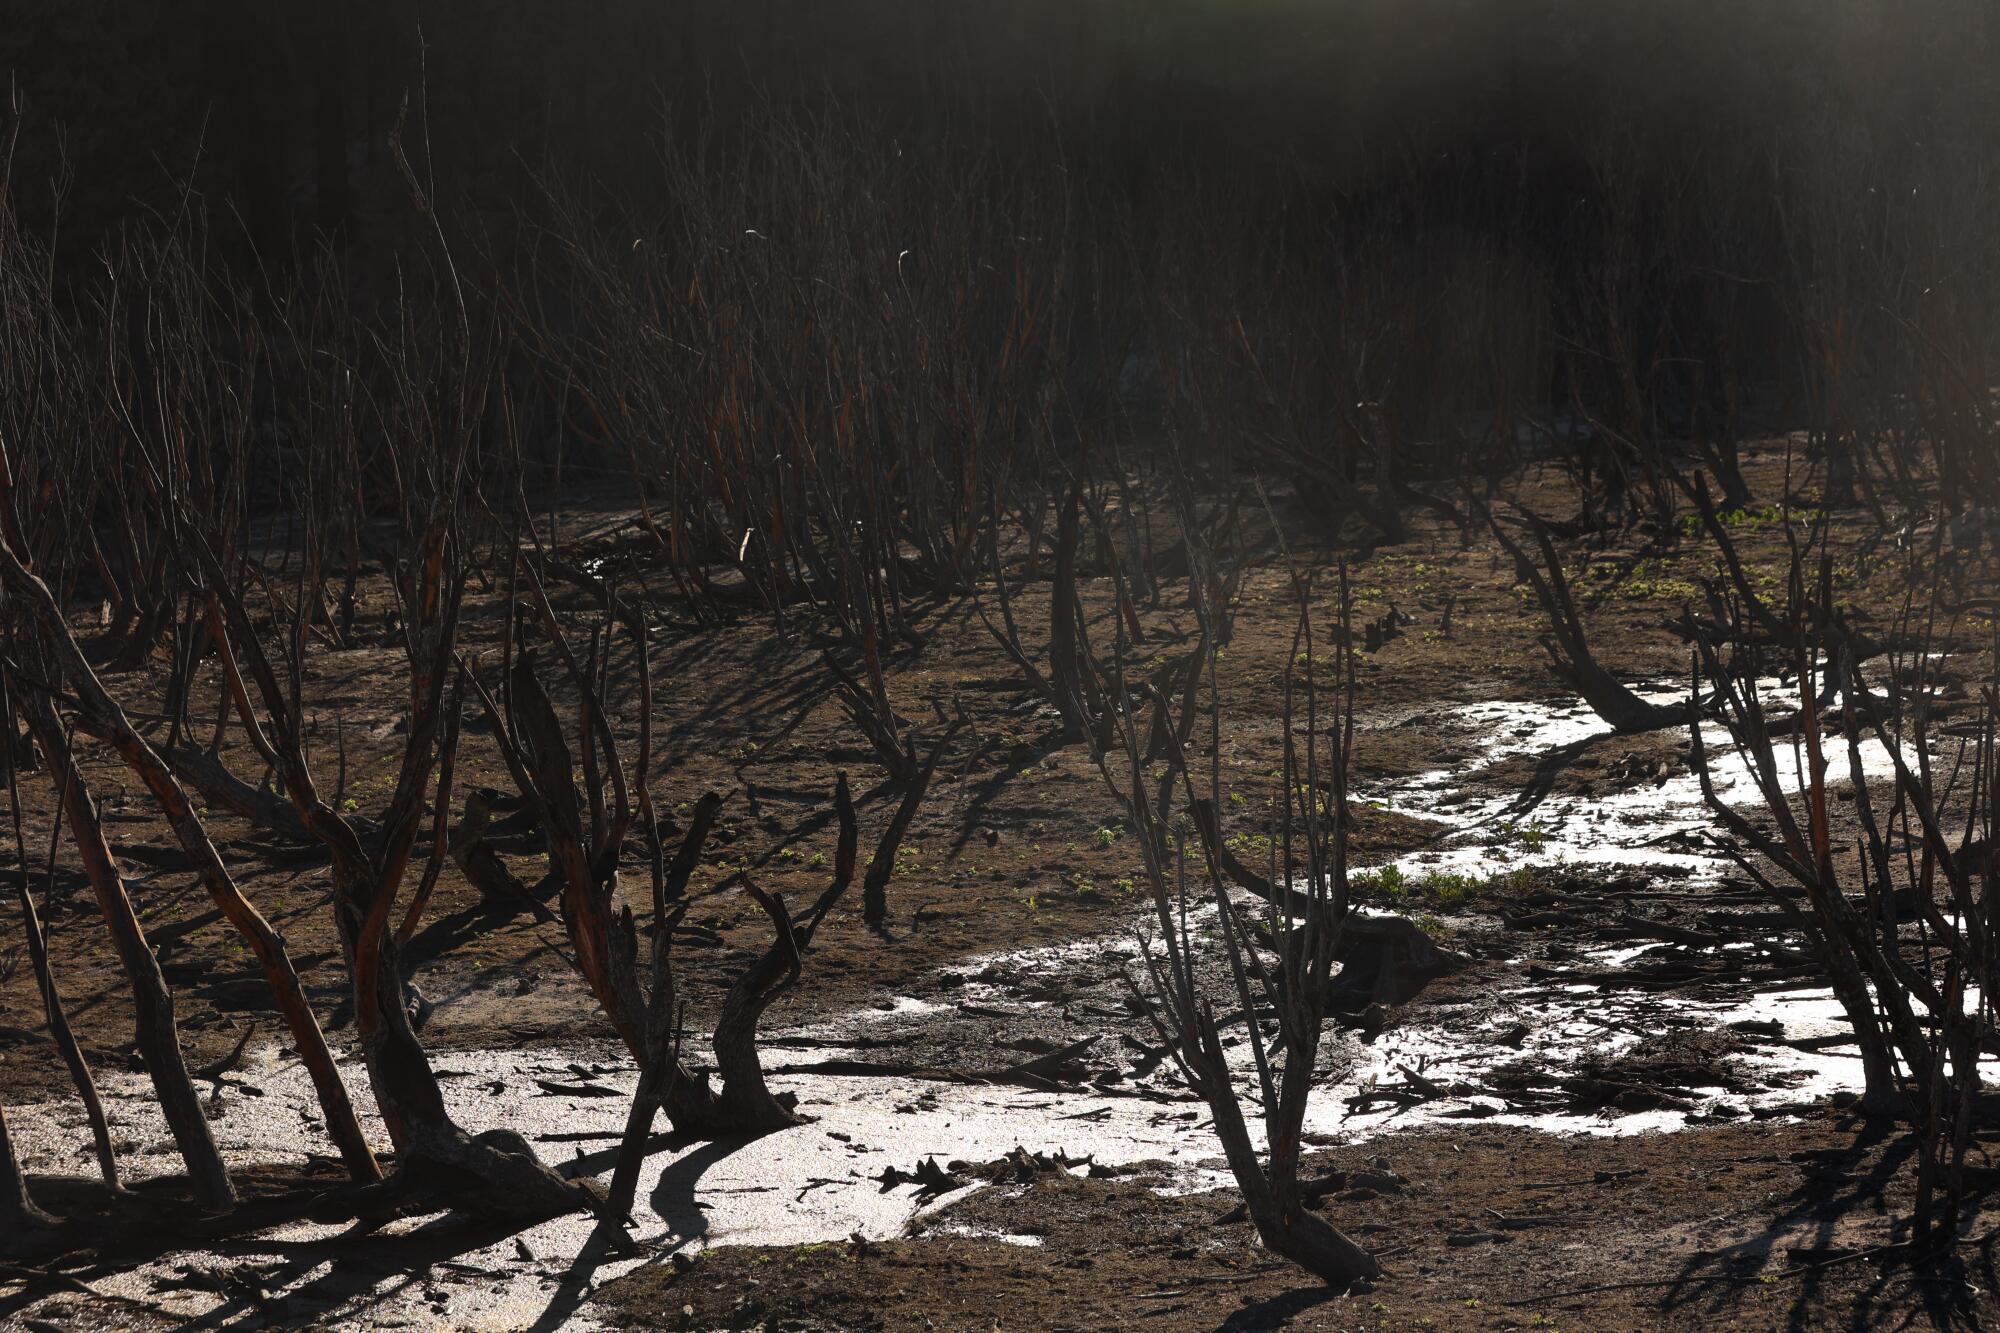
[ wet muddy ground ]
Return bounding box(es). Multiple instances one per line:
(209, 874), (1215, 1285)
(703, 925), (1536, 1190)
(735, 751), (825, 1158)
(4, 669), (1974, 1329)
(2, 449), (1993, 1329)
(7, 887), (1991, 1330)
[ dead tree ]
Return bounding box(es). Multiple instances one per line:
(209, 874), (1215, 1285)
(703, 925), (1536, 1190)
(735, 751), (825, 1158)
(710, 777), (860, 1134)
(392, 680), (470, 944)
(200, 533), (593, 1219)
(3, 670), (119, 1193)
(714, 753), (959, 1127)
(1091, 554), (1381, 1285)
(1691, 544), (1995, 1246)
(490, 616), (925, 1136)
(977, 478), (1106, 743)
(0, 1102), (52, 1231)
(602, 789), (721, 1233)
(501, 648), (650, 1044)
(492, 575), (952, 1136)
(0, 518), (381, 1185)
(1489, 507), (1689, 733)
(469, 569), (737, 1135)
(860, 723), (961, 930)
(12, 674), (234, 1209)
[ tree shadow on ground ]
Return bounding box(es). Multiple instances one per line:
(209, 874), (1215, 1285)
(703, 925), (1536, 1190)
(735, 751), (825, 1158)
(1214, 1285), (1338, 1330)
(1595, 1118), (1997, 1332)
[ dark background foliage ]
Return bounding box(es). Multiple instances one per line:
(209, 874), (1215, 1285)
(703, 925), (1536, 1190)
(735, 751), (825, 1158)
(9, 1), (1994, 253)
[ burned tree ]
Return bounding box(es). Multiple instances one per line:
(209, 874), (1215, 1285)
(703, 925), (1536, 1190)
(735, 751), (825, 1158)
(1489, 507), (1690, 733)
(469, 578), (732, 1136)
(198, 519), (594, 1219)
(2, 669), (119, 1195)
(486, 564), (952, 1135)
(978, 477), (1108, 745)
(0, 499), (382, 1187)
(1085, 532), (1384, 1285)
(0, 1101), (52, 1231)
(710, 775), (861, 1134)
(1691, 529), (1996, 1246)
(5, 655), (235, 1209)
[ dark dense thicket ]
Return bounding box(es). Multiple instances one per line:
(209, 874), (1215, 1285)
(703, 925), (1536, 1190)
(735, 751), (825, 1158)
(8, 2), (2000, 554)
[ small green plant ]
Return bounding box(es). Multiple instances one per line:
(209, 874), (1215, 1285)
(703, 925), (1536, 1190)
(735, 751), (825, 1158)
(1680, 501), (1818, 539)
(1351, 863), (1408, 899)
(1350, 863), (1530, 904)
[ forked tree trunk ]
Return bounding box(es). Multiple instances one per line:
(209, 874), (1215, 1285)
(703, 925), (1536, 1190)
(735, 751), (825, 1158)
(0, 535), (382, 1182)
(1187, 1018), (1379, 1285)
(497, 655), (728, 1135)
(710, 961), (805, 1135)
(19, 691), (234, 1210)
(193, 541), (596, 1222)
(711, 778), (859, 1135)
(861, 723), (959, 929)
(188, 708), (604, 1222)
(9, 861), (120, 1192)
(329, 857), (593, 1219)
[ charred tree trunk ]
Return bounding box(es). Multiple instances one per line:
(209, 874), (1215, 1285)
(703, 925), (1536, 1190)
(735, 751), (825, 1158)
(487, 648), (731, 1136)
(0, 543), (381, 1183)
(861, 724), (959, 930)
(507, 655), (650, 1051)
(18, 688), (234, 1210)
(1191, 1015), (1380, 1284)
(603, 792), (722, 1230)
(6, 831), (120, 1193)
(198, 544), (595, 1222)
(331, 847), (590, 1223)
(3, 671), (119, 1193)
(712, 776), (858, 1134)
(0, 1102), (54, 1231)
(1489, 509), (1689, 734)
(164, 744), (312, 843)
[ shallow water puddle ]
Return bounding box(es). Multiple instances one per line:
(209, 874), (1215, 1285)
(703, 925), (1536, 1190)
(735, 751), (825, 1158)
(1363, 683), (1912, 883)
(7, 946), (1867, 1330)
(5, 1044), (1229, 1329)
